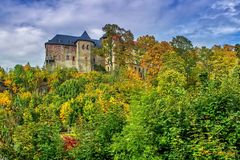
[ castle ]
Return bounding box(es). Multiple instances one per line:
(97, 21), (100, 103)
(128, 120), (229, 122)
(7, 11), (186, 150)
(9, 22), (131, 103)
(45, 31), (105, 72)
(45, 31), (145, 77)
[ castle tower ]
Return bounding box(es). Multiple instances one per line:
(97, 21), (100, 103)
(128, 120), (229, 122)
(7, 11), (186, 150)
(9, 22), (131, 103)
(76, 31), (94, 72)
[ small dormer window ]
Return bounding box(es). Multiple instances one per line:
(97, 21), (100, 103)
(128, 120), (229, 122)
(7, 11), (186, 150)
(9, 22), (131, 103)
(82, 44), (85, 50)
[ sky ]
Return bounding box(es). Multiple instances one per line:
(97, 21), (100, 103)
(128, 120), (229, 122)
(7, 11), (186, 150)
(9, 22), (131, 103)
(0, 0), (240, 69)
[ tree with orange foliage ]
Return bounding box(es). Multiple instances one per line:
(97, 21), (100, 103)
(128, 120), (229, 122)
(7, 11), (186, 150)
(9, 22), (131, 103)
(141, 41), (173, 80)
(135, 35), (157, 65)
(135, 35), (157, 56)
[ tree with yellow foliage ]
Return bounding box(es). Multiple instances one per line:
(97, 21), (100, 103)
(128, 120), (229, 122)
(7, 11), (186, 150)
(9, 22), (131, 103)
(0, 91), (11, 109)
(209, 45), (237, 80)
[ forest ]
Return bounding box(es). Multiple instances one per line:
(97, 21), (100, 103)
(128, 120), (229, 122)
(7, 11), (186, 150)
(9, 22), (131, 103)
(1, 24), (240, 159)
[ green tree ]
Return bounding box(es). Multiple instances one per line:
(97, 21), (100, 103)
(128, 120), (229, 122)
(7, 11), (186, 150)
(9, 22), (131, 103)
(56, 78), (87, 100)
(235, 44), (240, 64)
(95, 24), (134, 72)
(111, 69), (190, 159)
(170, 36), (197, 86)
(170, 35), (193, 55)
(189, 76), (240, 159)
(13, 122), (64, 159)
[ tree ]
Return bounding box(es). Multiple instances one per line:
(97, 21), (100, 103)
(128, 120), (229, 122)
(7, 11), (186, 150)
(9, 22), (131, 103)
(141, 41), (173, 81)
(56, 78), (87, 100)
(189, 75), (240, 159)
(95, 24), (134, 72)
(196, 47), (214, 84)
(136, 35), (157, 52)
(135, 35), (157, 56)
(235, 44), (240, 61)
(13, 122), (64, 159)
(114, 29), (135, 67)
(157, 69), (186, 98)
(0, 67), (5, 81)
(209, 46), (237, 80)
(170, 36), (197, 86)
(170, 35), (193, 55)
(111, 70), (189, 159)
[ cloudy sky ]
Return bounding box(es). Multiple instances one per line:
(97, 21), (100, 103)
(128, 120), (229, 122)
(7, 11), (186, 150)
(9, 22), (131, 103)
(0, 0), (240, 68)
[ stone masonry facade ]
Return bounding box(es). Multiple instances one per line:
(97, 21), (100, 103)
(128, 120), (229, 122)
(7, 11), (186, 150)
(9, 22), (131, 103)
(45, 31), (104, 72)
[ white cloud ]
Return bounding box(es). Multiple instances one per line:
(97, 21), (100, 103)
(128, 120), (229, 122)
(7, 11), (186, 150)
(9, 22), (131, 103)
(0, 26), (46, 68)
(89, 29), (104, 39)
(211, 0), (240, 13)
(210, 26), (240, 35)
(167, 0), (240, 46)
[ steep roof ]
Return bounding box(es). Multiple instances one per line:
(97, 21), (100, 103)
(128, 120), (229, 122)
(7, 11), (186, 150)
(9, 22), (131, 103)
(46, 34), (79, 46)
(45, 31), (101, 47)
(80, 31), (91, 41)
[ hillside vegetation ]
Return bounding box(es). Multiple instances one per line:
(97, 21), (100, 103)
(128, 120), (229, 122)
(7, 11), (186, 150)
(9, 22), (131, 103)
(1, 25), (240, 159)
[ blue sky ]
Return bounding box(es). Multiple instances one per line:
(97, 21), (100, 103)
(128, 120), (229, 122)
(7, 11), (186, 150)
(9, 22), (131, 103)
(0, 0), (240, 68)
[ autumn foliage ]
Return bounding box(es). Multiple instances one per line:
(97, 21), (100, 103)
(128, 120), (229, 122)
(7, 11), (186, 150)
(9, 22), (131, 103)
(1, 24), (240, 159)
(62, 135), (78, 151)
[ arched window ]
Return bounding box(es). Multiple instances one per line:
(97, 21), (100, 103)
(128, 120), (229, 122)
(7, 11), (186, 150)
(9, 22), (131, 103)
(82, 44), (85, 50)
(66, 55), (70, 60)
(86, 45), (89, 50)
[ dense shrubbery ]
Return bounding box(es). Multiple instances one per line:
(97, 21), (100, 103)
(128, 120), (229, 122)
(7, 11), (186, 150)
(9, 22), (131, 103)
(1, 35), (240, 159)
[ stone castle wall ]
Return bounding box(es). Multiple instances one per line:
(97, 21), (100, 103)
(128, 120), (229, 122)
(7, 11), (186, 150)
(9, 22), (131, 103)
(45, 41), (105, 72)
(45, 44), (76, 70)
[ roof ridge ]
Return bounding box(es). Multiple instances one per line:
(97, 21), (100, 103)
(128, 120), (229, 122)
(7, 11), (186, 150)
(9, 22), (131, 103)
(46, 31), (102, 46)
